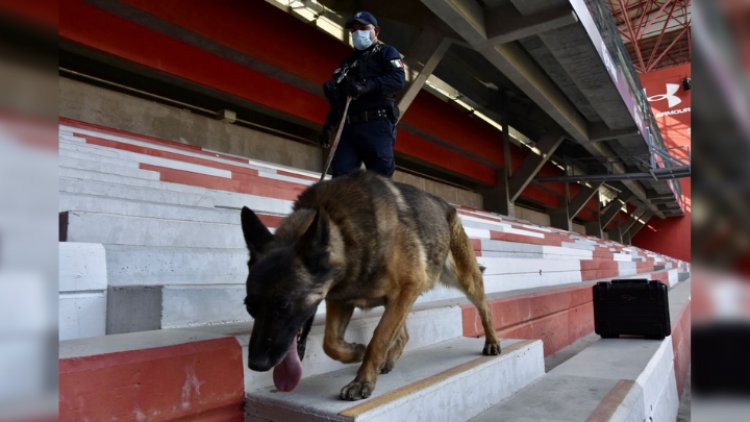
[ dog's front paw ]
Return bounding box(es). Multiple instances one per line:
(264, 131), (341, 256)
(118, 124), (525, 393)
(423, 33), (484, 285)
(340, 379), (375, 401)
(482, 342), (501, 355)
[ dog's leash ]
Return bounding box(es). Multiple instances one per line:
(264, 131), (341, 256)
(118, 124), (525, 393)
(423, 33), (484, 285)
(319, 96), (353, 182)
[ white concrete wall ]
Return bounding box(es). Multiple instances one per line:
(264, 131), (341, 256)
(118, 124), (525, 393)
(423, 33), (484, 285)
(59, 243), (107, 340)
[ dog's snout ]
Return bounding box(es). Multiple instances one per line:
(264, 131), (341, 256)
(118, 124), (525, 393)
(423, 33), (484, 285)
(248, 356), (273, 372)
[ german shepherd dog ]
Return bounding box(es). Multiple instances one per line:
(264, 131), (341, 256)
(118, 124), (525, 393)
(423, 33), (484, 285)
(241, 170), (499, 401)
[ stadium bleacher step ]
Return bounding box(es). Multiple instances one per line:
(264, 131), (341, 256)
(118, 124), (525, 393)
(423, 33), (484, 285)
(237, 302), (466, 393)
(106, 284), (249, 333)
(60, 192), (241, 224)
(60, 155), (161, 180)
(60, 176), (217, 208)
(103, 244), (247, 286)
(62, 210), (244, 248)
(245, 337), (544, 422)
(469, 279), (691, 422)
(60, 172), (294, 215)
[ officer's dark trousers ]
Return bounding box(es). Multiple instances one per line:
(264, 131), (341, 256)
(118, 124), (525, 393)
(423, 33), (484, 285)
(331, 118), (396, 178)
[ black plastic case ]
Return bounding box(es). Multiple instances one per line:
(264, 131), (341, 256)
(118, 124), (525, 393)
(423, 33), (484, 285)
(593, 279), (671, 339)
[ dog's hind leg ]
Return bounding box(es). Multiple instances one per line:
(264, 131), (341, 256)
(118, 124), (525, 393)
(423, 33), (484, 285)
(381, 325), (409, 374)
(323, 301), (366, 363)
(447, 209), (501, 356)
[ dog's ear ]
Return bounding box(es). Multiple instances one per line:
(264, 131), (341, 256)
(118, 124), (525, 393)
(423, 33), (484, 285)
(295, 209), (330, 274)
(241, 206), (273, 254)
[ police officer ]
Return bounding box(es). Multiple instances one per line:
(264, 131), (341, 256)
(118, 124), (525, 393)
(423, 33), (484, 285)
(319, 11), (406, 178)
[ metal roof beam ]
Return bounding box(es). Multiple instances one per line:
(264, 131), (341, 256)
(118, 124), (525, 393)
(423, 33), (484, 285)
(569, 181), (603, 218)
(627, 210), (653, 239)
(397, 28), (452, 119)
(420, 0), (486, 45)
(483, 4), (578, 45)
(601, 193), (632, 227)
(534, 166), (690, 183)
(508, 131), (565, 202)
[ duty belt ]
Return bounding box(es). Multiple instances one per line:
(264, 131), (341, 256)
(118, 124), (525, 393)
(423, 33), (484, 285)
(346, 108), (389, 124)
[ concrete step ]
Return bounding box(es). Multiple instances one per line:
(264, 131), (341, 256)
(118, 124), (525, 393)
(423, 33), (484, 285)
(245, 337), (544, 422)
(60, 192), (242, 225)
(470, 280), (691, 422)
(59, 126), (322, 186)
(60, 143), (233, 179)
(60, 172), (293, 215)
(63, 210), (244, 248)
(106, 284), (248, 333)
(237, 303), (465, 393)
(104, 244), (246, 286)
(107, 280), (463, 342)
(60, 140), (122, 158)
(475, 239), (595, 260)
(480, 256), (582, 291)
(60, 176), (216, 208)
(60, 156), (160, 180)
(59, 242), (108, 340)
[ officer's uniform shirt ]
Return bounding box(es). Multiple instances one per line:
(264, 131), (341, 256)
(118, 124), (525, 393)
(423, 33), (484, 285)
(325, 42), (406, 127)
(325, 41), (406, 178)
(339, 42), (405, 115)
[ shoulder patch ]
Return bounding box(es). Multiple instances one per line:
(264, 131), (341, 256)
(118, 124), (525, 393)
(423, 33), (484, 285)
(390, 59), (404, 69)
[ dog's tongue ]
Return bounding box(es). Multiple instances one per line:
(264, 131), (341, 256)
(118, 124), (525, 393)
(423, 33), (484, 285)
(273, 337), (302, 392)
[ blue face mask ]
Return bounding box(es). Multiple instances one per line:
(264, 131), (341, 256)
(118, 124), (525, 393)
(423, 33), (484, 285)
(352, 29), (373, 50)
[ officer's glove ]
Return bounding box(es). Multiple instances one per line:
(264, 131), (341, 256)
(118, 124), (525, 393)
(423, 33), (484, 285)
(342, 77), (372, 99)
(323, 80), (338, 103)
(318, 127), (333, 149)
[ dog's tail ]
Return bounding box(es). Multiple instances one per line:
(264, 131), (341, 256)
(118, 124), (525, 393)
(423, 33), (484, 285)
(447, 208), (485, 296)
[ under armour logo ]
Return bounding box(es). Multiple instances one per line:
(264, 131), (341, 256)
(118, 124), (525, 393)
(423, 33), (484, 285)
(647, 83), (682, 108)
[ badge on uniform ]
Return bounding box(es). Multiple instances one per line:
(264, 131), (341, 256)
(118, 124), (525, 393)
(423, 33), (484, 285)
(390, 59), (404, 69)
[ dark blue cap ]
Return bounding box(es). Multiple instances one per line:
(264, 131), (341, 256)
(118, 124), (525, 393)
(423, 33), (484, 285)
(345, 11), (378, 29)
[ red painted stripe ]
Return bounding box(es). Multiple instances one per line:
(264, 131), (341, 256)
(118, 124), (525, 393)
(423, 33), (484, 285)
(0, 0), (58, 28)
(141, 163), (305, 201)
(401, 92), (504, 166)
(592, 247), (614, 259)
(580, 259), (620, 281)
(121, 0), (346, 85)
(82, 134), (260, 177)
(650, 271), (669, 285)
(200, 149), (250, 164)
(509, 224), (550, 236)
(59, 0), (327, 124)
(276, 169), (320, 182)
(462, 285), (594, 356)
(637, 261), (655, 274)
(471, 239), (483, 257)
(257, 213), (284, 229)
(395, 130), (496, 185)
(459, 210), (504, 224)
(523, 184), (563, 209)
(61, 117), (248, 163)
(671, 304), (691, 396)
(499, 303), (594, 356)
(490, 231), (562, 246)
(59, 337), (244, 421)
